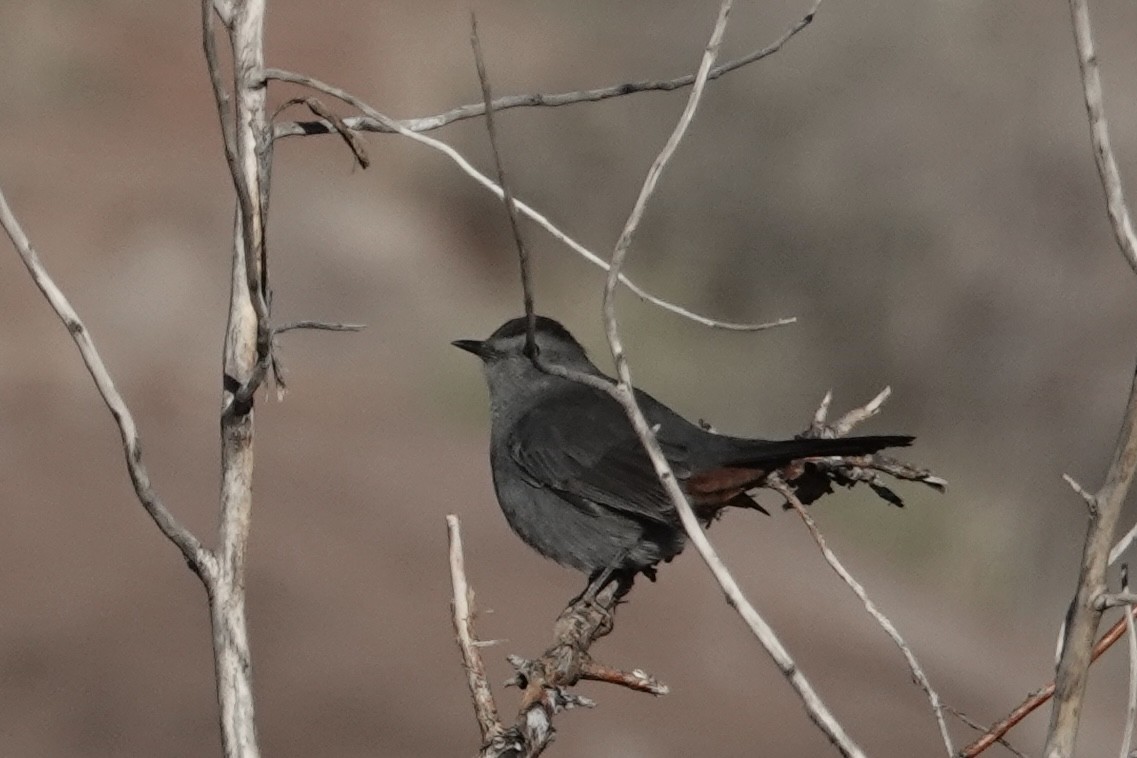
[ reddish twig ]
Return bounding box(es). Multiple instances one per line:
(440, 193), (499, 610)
(960, 605), (1137, 757)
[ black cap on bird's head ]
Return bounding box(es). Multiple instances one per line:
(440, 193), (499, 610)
(452, 316), (589, 365)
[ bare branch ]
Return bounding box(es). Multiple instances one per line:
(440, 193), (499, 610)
(1067, 0), (1137, 275)
(1063, 473), (1098, 515)
(222, 0), (273, 412)
(469, 14), (537, 356)
(274, 0), (823, 136)
(0, 186), (215, 581)
(460, 3), (869, 753)
(1111, 521), (1137, 565)
(264, 67), (795, 333)
(770, 477), (954, 756)
(477, 581), (653, 758)
(273, 320), (365, 335)
(202, 0), (239, 182)
(960, 605), (1137, 756)
(463, 23), (674, 755)
(204, 1), (269, 754)
(574, 1), (864, 753)
(447, 516), (503, 745)
(1045, 1), (1137, 753)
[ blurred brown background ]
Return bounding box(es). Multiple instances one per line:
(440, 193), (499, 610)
(3, 0), (1137, 755)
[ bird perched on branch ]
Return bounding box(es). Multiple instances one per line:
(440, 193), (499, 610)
(454, 315), (913, 599)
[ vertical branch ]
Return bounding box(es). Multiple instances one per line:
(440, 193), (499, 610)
(1046, 1), (1137, 755)
(205, 1), (269, 756)
(468, 15), (537, 355)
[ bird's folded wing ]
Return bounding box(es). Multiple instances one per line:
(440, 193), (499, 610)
(507, 391), (690, 526)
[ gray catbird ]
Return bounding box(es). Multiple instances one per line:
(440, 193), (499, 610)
(454, 316), (912, 597)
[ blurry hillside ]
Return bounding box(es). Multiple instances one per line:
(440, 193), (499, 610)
(2, 0), (1137, 755)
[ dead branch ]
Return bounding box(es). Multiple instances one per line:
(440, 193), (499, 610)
(960, 605), (1137, 756)
(0, 191), (214, 580)
(447, 516), (503, 745)
(448, 515), (663, 758)
(769, 470), (953, 756)
(202, 0), (272, 753)
(272, 0), (823, 138)
(264, 66), (794, 334)
(1044, 2), (1137, 755)
(502, 1), (865, 754)
(454, 3), (941, 754)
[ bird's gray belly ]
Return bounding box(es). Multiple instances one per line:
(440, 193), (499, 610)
(491, 457), (684, 575)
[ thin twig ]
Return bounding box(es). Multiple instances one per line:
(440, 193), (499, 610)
(829, 386), (891, 437)
(469, 14), (537, 355)
(274, 0), (824, 136)
(273, 320), (365, 335)
(1067, 0), (1137, 275)
(1111, 522), (1137, 566)
(960, 604), (1137, 756)
(264, 67), (795, 334)
(462, 3), (855, 753)
(1063, 473), (1098, 516)
(447, 516), (503, 744)
(202, 0), (240, 192)
(1045, 1), (1137, 754)
(583, 1), (864, 754)
(771, 477), (954, 756)
(0, 186), (215, 581)
(267, 319), (364, 398)
(812, 389), (834, 428)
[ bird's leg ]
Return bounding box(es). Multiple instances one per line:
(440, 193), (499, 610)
(572, 565), (617, 607)
(571, 559), (638, 606)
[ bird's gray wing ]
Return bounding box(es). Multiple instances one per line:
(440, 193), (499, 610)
(507, 384), (691, 526)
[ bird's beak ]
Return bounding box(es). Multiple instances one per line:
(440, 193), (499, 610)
(451, 339), (488, 358)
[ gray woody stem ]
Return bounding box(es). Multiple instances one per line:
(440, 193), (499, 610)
(581, 1), (865, 754)
(1044, 1), (1137, 755)
(0, 187), (215, 580)
(206, 0), (270, 755)
(1, 0), (270, 753)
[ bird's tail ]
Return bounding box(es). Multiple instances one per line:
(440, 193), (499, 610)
(724, 434), (913, 469)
